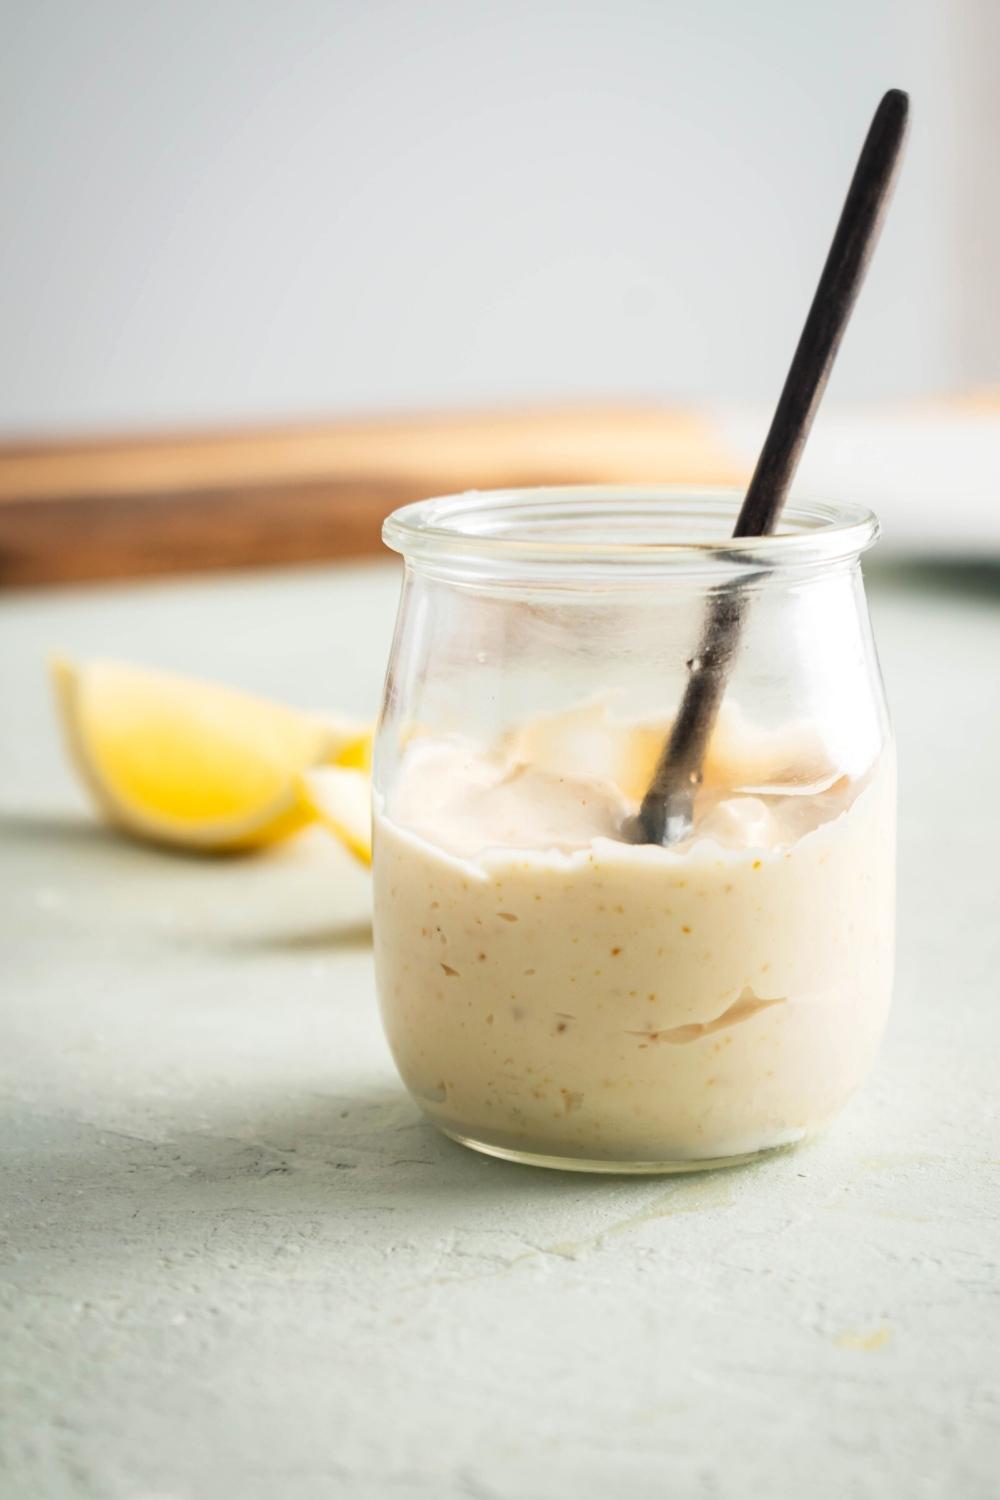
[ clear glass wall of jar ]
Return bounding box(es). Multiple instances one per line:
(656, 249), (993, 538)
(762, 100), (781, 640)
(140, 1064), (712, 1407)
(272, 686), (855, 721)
(373, 488), (896, 1173)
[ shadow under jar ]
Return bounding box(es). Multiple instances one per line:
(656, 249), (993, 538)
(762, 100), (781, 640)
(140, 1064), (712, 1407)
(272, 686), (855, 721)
(373, 487), (896, 1174)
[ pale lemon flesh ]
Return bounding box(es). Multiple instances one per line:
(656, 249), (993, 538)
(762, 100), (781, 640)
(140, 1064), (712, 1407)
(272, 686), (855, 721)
(299, 766), (372, 866)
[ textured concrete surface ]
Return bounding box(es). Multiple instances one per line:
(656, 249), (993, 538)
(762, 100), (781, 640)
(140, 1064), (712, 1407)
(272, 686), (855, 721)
(1, 559), (999, 1500)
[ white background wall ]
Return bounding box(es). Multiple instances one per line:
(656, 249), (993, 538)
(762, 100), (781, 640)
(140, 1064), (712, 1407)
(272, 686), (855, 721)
(1, 0), (996, 436)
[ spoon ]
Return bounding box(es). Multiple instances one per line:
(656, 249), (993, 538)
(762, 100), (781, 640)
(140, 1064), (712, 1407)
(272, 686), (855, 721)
(633, 87), (910, 847)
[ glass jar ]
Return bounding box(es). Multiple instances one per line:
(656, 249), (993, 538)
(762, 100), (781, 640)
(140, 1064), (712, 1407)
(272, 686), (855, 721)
(373, 487), (895, 1173)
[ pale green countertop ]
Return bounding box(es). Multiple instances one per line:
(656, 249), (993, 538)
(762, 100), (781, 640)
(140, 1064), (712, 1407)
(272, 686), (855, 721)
(1, 559), (998, 1500)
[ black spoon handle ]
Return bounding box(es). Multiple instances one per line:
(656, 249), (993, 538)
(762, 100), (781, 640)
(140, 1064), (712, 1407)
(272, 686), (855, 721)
(636, 88), (909, 847)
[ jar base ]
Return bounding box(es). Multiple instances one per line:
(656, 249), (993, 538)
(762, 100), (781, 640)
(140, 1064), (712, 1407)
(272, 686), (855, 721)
(435, 1121), (805, 1176)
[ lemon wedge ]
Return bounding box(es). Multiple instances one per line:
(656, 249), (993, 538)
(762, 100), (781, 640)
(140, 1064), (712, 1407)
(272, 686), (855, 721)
(52, 656), (371, 852)
(298, 766), (372, 866)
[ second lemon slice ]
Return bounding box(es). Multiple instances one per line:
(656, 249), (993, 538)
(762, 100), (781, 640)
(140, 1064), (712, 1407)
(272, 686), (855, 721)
(299, 766), (372, 866)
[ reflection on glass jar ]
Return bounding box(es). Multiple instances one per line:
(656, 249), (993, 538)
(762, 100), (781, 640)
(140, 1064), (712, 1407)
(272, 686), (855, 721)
(373, 488), (896, 1173)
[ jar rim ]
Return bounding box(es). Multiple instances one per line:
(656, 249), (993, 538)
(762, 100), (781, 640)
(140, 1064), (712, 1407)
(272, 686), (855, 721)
(382, 485), (879, 576)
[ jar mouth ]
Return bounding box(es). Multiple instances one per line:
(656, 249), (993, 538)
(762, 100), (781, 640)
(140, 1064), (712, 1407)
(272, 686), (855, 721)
(383, 486), (879, 577)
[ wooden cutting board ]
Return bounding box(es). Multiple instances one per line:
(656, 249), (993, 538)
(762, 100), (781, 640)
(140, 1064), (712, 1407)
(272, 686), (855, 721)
(0, 404), (742, 586)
